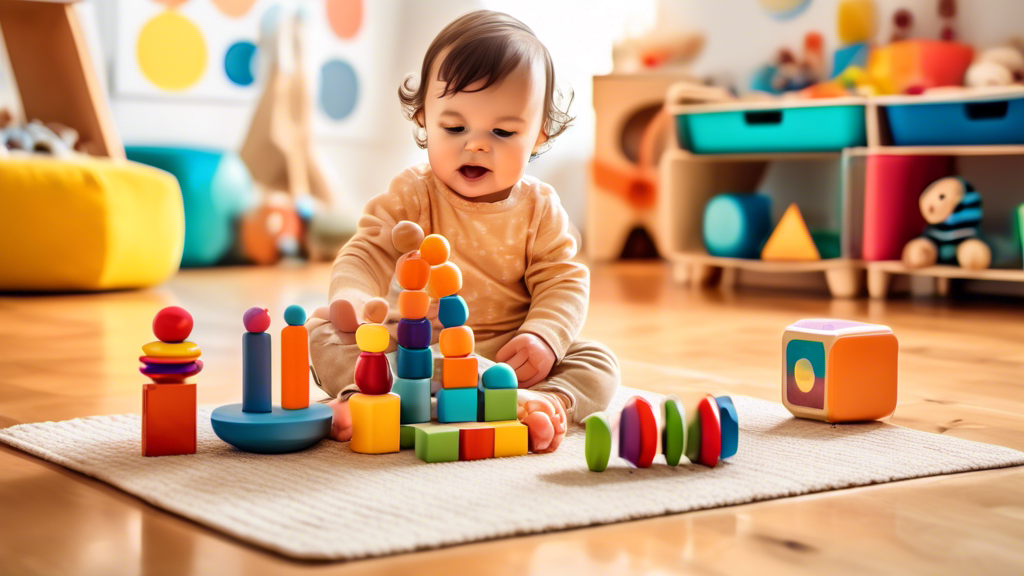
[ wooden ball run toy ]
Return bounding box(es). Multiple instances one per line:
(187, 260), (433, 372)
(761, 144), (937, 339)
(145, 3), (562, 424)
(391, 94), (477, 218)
(210, 306), (332, 454)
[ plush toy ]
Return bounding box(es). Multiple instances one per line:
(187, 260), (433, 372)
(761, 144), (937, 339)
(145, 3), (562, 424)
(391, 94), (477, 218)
(902, 177), (991, 270)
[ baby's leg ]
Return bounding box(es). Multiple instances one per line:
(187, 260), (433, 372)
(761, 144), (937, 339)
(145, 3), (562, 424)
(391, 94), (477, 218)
(533, 339), (620, 424)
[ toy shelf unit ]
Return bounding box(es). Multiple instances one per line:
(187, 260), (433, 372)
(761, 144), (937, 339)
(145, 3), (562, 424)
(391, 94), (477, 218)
(661, 94), (868, 298)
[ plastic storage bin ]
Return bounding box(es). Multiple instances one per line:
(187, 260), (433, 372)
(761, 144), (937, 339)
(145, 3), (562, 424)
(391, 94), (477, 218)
(674, 99), (866, 154)
(882, 89), (1024, 146)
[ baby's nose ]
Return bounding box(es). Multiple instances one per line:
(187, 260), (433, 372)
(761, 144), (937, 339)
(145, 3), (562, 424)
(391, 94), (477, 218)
(465, 138), (490, 153)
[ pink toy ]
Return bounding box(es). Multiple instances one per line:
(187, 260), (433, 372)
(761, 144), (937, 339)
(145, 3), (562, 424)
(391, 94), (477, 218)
(243, 307), (271, 333)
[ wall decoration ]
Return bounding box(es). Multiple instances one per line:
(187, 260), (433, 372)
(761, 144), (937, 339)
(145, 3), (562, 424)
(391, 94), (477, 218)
(758, 0), (812, 20)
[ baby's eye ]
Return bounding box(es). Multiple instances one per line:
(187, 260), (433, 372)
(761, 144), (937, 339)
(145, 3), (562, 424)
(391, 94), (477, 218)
(492, 128), (516, 138)
(443, 126), (465, 134)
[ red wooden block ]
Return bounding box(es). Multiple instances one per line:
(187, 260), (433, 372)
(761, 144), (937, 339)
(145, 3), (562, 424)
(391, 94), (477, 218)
(635, 397), (657, 468)
(698, 396), (722, 467)
(354, 351), (394, 395)
(459, 427), (495, 461)
(142, 382), (196, 457)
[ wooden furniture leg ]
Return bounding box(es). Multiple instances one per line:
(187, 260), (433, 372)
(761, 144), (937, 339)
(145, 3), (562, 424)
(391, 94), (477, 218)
(867, 268), (891, 299)
(825, 267), (862, 298)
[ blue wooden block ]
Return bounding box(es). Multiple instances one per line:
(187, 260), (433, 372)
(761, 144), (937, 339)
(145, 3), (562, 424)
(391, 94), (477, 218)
(703, 193), (772, 259)
(438, 295), (469, 328)
(437, 387), (477, 423)
(392, 377), (431, 424)
(716, 395), (739, 459)
(242, 332), (271, 413)
(397, 317), (432, 349)
(481, 363), (517, 389)
(396, 345), (433, 380)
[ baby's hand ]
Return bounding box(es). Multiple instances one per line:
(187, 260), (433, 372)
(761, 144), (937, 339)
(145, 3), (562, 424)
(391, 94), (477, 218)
(329, 292), (389, 333)
(516, 389), (568, 453)
(495, 333), (556, 388)
(326, 396), (353, 441)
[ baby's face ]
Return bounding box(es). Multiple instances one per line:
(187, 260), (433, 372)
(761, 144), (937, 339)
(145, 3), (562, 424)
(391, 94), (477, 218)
(421, 55), (548, 201)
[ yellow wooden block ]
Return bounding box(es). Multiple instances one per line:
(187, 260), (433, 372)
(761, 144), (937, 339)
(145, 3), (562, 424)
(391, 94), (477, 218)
(355, 323), (390, 353)
(761, 204), (821, 261)
(142, 340), (201, 358)
(350, 393), (400, 454)
(492, 420), (529, 458)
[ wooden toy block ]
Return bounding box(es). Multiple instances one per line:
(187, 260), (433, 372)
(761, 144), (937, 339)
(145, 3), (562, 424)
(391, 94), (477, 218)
(419, 234), (451, 266)
(661, 395), (686, 466)
(242, 331), (271, 414)
(483, 388), (517, 422)
(439, 326), (474, 357)
(482, 363), (517, 389)
(281, 325), (309, 410)
(618, 398), (641, 466)
(398, 290), (429, 319)
(396, 345), (433, 380)
(355, 323), (390, 353)
(354, 351), (393, 395)
(492, 420), (528, 458)
(397, 317), (432, 349)
(584, 412), (613, 472)
(703, 193), (772, 259)
(429, 262), (463, 299)
(761, 204), (821, 261)
(142, 340), (202, 358)
(436, 387), (477, 423)
(685, 403), (701, 463)
(782, 319), (898, 422)
(442, 356), (478, 389)
(392, 377), (431, 424)
(459, 426), (495, 460)
(396, 253), (430, 290)
(438, 294), (469, 328)
(698, 396), (722, 467)
(635, 397), (657, 468)
(349, 393), (400, 454)
(716, 395), (739, 460)
(414, 424), (459, 462)
(142, 382), (196, 456)
(400, 425), (417, 449)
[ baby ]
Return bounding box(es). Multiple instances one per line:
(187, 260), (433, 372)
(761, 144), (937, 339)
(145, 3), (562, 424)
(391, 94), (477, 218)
(306, 10), (620, 453)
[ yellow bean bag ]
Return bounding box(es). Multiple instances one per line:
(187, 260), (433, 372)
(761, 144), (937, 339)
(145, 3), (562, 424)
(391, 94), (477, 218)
(0, 155), (185, 291)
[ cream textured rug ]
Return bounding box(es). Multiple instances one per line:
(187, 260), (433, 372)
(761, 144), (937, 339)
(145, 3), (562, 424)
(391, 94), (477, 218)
(2, 387), (1022, 561)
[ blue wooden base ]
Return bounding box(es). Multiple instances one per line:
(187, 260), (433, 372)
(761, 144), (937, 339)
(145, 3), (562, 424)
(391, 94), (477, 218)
(210, 403), (332, 454)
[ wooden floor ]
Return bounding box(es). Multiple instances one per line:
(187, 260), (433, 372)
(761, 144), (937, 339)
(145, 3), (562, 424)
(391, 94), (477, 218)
(1, 262), (1023, 575)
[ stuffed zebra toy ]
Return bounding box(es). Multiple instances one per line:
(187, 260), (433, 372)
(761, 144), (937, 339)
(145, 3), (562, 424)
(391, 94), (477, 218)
(902, 177), (991, 270)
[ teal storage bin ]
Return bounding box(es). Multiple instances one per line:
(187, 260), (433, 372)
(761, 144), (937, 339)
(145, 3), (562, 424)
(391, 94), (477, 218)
(884, 91), (1024, 146)
(126, 146), (254, 267)
(677, 102), (866, 154)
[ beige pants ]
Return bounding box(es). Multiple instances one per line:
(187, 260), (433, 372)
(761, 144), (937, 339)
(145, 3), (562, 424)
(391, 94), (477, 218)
(306, 317), (620, 423)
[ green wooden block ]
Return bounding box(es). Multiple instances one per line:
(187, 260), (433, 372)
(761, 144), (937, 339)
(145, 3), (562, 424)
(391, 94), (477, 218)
(414, 425), (459, 463)
(484, 388), (517, 422)
(1015, 203), (1024, 266)
(661, 395), (686, 467)
(685, 407), (702, 462)
(400, 425), (416, 450)
(584, 412), (612, 472)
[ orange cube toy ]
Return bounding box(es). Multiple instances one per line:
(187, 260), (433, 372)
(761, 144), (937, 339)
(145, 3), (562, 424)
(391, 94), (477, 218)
(439, 326), (474, 357)
(419, 234), (451, 266)
(442, 356), (478, 388)
(142, 382), (197, 456)
(782, 318), (898, 422)
(396, 253), (430, 291)
(429, 262), (463, 298)
(398, 290), (430, 319)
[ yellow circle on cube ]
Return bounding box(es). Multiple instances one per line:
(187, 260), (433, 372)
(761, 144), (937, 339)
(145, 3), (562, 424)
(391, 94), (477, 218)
(356, 323), (390, 353)
(142, 340), (202, 358)
(419, 234), (451, 266)
(794, 358), (816, 393)
(136, 11), (207, 91)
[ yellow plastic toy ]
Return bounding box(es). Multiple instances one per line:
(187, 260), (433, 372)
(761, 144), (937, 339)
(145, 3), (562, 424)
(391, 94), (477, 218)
(350, 393), (401, 454)
(761, 204), (821, 261)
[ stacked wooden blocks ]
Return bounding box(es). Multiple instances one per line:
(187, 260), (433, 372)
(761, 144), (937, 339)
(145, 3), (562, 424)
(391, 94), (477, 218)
(140, 306), (200, 457)
(351, 322), (400, 454)
(393, 234), (435, 426)
(584, 394), (738, 472)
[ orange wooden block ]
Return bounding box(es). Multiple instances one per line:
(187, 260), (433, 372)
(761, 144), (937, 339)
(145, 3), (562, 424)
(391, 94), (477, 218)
(142, 382), (196, 457)
(281, 325), (309, 410)
(398, 290), (430, 319)
(396, 253), (430, 290)
(459, 426), (494, 460)
(419, 234), (451, 266)
(429, 261), (462, 298)
(439, 326), (474, 357)
(442, 356), (478, 388)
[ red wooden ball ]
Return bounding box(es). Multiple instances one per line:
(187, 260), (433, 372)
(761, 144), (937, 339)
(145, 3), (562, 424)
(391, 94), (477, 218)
(153, 306), (194, 343)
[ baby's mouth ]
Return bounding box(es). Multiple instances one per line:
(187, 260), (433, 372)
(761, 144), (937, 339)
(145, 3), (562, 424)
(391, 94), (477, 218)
(458, 164), (490, 180)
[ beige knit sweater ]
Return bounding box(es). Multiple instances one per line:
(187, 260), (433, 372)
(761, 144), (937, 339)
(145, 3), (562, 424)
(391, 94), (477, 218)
(330, 163), (588, 361)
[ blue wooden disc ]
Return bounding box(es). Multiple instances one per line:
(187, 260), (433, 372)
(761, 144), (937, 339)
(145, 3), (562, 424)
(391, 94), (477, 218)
(210, 403), (332, 454)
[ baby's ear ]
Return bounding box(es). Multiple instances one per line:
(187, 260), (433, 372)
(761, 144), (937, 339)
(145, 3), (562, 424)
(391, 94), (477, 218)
(532, 126), (549, 154)
(413, 108), (426, 129)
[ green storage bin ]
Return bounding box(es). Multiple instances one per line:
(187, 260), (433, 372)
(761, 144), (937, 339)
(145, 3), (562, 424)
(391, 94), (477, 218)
(677, 102), (866, 154)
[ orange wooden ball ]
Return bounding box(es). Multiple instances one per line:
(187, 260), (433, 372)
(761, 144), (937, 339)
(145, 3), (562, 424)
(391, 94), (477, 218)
(419, 234), (451, 266)
(398, 290), (430, 319)
(440, 326), (474, 357)
(429, 261), (463, 298)
(396, 253), (430, 290)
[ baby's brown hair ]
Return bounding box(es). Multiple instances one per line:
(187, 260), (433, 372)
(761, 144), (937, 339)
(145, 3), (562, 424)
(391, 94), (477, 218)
(398, 10), (573, 154)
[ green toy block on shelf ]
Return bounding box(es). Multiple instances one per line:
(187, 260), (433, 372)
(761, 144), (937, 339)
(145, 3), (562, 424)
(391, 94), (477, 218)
(483, 388), (517, 422)
(414, 425), (459, 463)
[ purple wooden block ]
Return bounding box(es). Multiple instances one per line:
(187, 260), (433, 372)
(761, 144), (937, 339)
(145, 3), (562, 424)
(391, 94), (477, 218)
(618, 398), (641, 467)
(397, 317), (432, 349)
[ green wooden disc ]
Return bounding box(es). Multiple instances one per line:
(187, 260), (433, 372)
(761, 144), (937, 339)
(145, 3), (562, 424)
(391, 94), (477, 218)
(662, 398), (686, 466)
(685, 408), (702, 462)
(584, 412), (612, 472)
